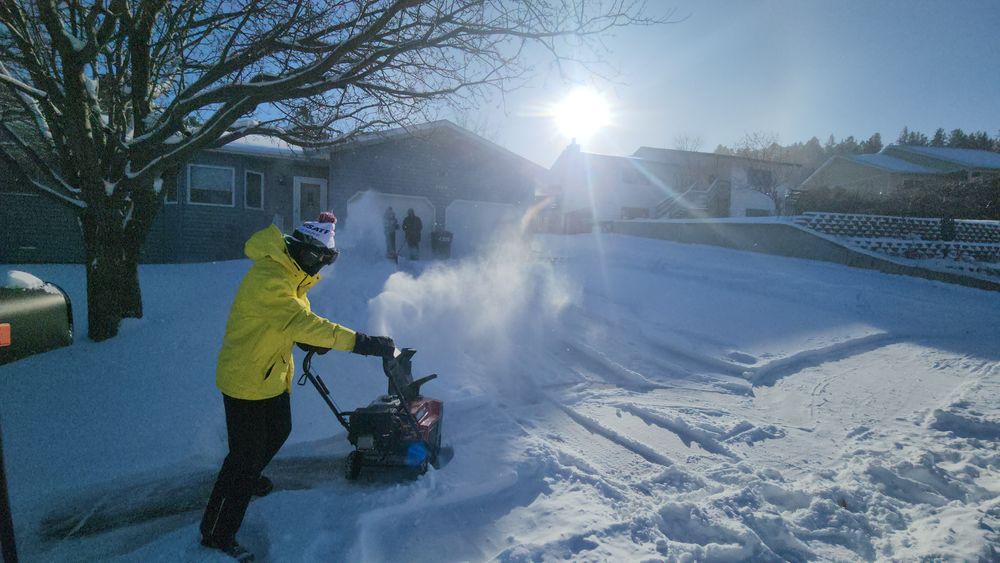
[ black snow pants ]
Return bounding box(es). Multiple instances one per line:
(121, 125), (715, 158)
(200, 392), (291, 544)
(385, 229), (397, 257)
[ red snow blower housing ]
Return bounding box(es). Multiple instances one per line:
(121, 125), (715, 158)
(298, 348), (443, 480)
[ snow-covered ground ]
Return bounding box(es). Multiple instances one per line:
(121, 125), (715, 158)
(1, 232), (998, 562)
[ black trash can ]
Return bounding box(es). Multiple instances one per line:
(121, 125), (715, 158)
(0, 279), (73, 365)
(431, 229), (453, 260)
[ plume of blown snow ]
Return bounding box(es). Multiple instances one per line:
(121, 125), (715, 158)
(368, 226), (578, 401)
(336, 190), (388, 261)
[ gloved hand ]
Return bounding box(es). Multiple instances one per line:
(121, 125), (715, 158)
(352, 332), (396, 358)
(296, 342), (331, 355)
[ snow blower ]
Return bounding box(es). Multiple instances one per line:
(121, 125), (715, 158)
(297, 348), (444, 480)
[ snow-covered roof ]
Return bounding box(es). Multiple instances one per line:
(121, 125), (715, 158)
(332, 120), (547, 174)
(891, 145), (1000, 170)
(845, 153), (940, 174)
(217, 134), (310, 159)
(634, 146), (801, 167)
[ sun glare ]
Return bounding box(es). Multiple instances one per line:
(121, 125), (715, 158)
(552, 87), (611, 141)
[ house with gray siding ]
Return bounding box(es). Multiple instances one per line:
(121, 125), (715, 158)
(0, 121), (544, 264)
(328, 121), (542, 257)
(150, 135), (331, 263)
(795, 145), (1000, 202)
(543, 142), (802, 233)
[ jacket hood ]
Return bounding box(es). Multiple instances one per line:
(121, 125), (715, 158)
(245, 225), (311, 278)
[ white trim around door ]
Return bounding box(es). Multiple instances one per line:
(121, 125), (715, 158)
(292, 176), (328, 227)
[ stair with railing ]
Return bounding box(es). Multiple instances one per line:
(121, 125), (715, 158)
(654, 178), (728, 219)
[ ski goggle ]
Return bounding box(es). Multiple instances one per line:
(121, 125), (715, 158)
(303, 245), (339, 266)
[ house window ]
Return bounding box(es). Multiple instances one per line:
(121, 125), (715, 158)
(188, 164), (235, 206)
(245, 170), (264, 209)
(747, 168), (773, 188)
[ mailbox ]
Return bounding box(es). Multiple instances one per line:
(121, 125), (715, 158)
(431, 229), (453, 260)
(0, 280), (73, 365)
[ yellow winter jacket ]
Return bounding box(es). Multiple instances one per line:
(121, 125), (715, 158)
(216, 225), (356, 400)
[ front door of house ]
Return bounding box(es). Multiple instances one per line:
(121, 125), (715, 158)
(293, 177), (328, 227)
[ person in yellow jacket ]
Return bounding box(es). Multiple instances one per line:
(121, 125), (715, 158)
(200, 212), (395, 562)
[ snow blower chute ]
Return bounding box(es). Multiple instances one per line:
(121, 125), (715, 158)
(297, 348), (444, 480)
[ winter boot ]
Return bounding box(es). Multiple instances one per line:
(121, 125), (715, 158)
(253, 475), (273, 497)
(201, 536), (255, 562)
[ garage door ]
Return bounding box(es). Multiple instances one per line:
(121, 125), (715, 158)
(345, 191), (435, 258)
(445, 200), (521, 256)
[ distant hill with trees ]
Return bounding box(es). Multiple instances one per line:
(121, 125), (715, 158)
(716, 127), (1000, 179)
(795, 174), (999, 221)
(714, 128), (1000, 220)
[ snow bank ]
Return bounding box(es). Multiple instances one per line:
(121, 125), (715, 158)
(2, 233), (998, 562)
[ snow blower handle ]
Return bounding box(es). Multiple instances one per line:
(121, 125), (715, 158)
(297, 350), (315, 386)
(298, 350), (351, 431)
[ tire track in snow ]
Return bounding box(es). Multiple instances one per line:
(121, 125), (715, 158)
(556, 404), (675, 467)
(564, 304), (751, 384)
(748, 332), (899, 387)
(637, 331), (748, 379)
(616, 404), (738, 459)
(510, 398), (657, 495)
(553, 340), (667, 392)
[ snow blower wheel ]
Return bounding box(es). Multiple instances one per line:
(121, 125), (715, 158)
(346, 450), (363, 480)
(298, 347), (444, 480)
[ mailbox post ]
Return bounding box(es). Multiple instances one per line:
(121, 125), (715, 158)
(0, 274), (75, 562)
(0, 417), (16, 563)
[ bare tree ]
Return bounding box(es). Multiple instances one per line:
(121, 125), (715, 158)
(734, 131), (781, 161)
(672, 133), (702, 152)
(733, 131), (795, 213)
(0, 0), (659, 341)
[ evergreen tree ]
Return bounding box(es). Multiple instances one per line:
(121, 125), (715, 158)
(860, 133), (883, 154)
(837, 136), (860, 154)
(931, 128), (947, 147)
(972, 131), (992, 150)
(801, 137), (825, 168)
(824, 134), (837, 156)
(897, 127), (910, 145)
(906, 130), (929, 146)
(948, 129), (969, 148)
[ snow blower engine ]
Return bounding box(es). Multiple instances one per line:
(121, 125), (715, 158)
(298, 348), (443, 480)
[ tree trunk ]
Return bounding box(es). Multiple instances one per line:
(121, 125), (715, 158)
(119, 238), (144, 319)
(80, 205), (144, 342)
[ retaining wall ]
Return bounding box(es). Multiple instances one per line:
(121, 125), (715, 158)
(611, 219), (1000, 292)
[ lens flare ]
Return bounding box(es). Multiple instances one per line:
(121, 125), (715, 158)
(551, 87), (612, 141)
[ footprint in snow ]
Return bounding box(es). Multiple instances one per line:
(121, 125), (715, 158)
(727, 351), (758, 365)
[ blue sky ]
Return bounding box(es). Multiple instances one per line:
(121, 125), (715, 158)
(477, 0), (1000, 166)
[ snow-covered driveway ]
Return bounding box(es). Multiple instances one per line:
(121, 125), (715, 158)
(2, 234), (998, 561)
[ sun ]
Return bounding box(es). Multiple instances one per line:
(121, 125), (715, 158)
(551, 87), (611, 141)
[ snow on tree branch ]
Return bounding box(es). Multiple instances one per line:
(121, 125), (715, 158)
(0, 0), (665, 341)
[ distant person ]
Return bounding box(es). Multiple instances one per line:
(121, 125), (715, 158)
(383, 206), (399, 259)
(200, 211), (397, 562)
(402, 208), (423, 260)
